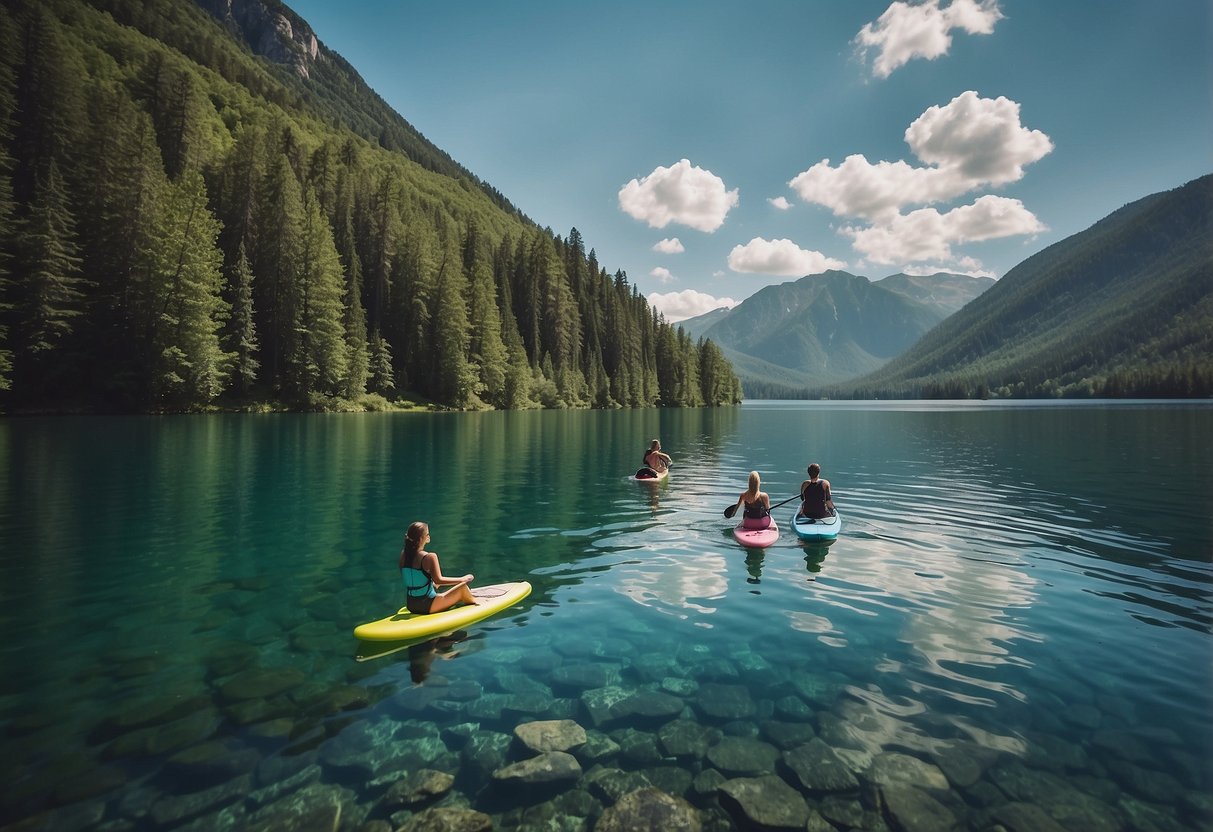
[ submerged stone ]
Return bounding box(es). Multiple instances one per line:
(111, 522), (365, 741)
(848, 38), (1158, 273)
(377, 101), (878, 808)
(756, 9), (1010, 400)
(492, 751), (583, 784)
(584, 767), (654, 804)
(658, 719), (721, 759)
(694, 683), (755, 721)
(990, 801), (1068, 832)
(397, 806), (493, 832)
(759, 719), (816, 750)
(552, 663), (623, 691)
(244, 782), (361, 832)
(576, 730), (622, 764)
(782, 739), (859, 793)
(515, 719), (588, 754)
(705, 736), (779, 777)
(382, 769), (456, 808)
(218, 668), (305, 703)
(866, 752), (949, 791)
(611, 727), (665, 766)
(717, 775), (809, 831)
(879, 783), (957, 832)
(595, 787), (701, 832)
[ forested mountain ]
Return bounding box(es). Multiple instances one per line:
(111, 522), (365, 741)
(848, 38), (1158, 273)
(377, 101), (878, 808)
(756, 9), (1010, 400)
(0, 0), (741, 412)
(678, 271), (990, 396)
(829, 174), (1213, 399)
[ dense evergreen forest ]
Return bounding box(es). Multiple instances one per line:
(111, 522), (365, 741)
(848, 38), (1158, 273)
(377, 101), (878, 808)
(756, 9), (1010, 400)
(0, 0), (742, 412)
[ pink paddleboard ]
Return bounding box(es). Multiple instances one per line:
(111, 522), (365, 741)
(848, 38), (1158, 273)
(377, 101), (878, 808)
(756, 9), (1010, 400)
(733, 520), (779, 548)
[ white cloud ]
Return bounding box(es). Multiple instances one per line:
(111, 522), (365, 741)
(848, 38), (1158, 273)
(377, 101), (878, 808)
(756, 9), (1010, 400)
(855, 0), (1004, 79)
(842, 195), (1045, 265)
(789, 92), (1052, 221)
(768, 196), (792, 210)
(619, 159), (739, 232)
(648, 289), (738, 323)
(653, 237), (685, 254)
(649, 266), (677, 284)
(727, 238), (847, 277)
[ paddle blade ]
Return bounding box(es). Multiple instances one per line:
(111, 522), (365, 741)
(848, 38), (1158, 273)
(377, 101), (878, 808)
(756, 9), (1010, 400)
(724, 503), (738, 518)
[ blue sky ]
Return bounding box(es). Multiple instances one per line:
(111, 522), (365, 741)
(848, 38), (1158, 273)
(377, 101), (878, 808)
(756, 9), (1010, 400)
(287, 1), (1212, 321)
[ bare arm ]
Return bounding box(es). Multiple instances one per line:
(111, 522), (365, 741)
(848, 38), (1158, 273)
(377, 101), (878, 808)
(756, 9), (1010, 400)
(422, 552), (472, 586)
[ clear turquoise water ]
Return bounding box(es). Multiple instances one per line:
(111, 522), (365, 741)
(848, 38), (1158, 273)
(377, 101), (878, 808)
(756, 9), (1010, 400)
(1, 402), (1210, 830)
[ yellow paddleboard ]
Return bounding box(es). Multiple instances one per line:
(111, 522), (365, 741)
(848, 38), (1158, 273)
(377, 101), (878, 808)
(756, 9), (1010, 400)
(353, 581), (532, 642)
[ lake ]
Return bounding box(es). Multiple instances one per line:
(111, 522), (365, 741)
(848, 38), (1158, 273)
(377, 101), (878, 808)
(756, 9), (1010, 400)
(1, 401), (1210, 831)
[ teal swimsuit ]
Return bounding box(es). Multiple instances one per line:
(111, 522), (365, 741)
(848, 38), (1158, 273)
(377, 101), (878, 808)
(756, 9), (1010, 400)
(402, 563), (436, 614)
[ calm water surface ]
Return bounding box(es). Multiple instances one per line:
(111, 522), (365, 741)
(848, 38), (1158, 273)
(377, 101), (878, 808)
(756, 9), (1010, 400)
(1, 402), (1210, 831)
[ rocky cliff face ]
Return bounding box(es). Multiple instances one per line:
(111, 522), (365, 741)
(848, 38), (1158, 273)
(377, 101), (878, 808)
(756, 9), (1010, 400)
(196, 0), (319, 78)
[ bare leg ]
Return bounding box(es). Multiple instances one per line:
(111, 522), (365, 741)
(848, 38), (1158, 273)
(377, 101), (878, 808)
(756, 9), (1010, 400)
(428, 583), (478, 613)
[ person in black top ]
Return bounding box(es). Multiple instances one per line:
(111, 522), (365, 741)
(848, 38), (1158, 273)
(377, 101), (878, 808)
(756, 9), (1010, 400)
(798, 463), (835, 519)
(732, 470), (772, 529)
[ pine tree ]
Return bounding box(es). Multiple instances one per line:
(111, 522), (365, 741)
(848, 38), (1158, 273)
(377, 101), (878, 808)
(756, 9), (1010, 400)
(224, 242), (258, 396)
(139, 168), (231, 408)
(293, 184), (349, 398)
(0, 7), (17, 393)
(466, 255), (508, 407)
(333, 171), (368, 399)
(367, 328), (395, 397)
(431, 240), (476, 407)
(252, 152), (303, 392)
(13, 159), (85, 383)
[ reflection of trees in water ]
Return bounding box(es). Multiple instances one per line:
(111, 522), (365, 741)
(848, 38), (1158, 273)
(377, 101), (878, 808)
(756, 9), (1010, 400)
(745, 550), (764, 584)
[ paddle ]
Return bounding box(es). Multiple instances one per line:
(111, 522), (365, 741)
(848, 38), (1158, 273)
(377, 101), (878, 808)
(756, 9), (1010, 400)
(724, 491), (801, 519)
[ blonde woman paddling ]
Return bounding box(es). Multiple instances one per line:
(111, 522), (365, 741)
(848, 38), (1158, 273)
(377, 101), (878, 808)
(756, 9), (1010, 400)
(731, 471), (772, 530)
(398, 522), (478, 614)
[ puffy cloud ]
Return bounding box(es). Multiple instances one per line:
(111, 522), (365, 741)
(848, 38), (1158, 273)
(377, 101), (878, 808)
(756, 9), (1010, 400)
(768, 196), (792, 210)
(789, 92), (1052, 221)
(727, 237), (847, 276)
(842, 195), (1045, 264)
(855, 0), (1004, 79)
(653, 237), (685, 254)
(649, 266), (677, 284)
(906, 91), (1053, 184)
(619, 159), (739, 232)
(648, 289), (738, 323)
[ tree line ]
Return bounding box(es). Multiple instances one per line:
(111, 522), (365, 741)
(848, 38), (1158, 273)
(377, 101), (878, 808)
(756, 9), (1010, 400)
(0, 1), (742, 412)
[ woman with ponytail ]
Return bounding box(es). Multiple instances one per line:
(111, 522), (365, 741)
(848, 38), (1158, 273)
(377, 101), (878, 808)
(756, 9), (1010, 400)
(398, 521), (478, 614)
(730, 471), (772, 530)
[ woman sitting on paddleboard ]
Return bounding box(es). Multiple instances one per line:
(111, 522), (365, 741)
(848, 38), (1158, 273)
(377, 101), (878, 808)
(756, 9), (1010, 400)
(642, 439), (672, 474)
(732, 471), (772, 529)
(399, 521), (478, 614)
(798, 463), (836, 519)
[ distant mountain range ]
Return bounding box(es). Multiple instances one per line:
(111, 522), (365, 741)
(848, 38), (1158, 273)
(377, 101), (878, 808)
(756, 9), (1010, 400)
(836, 174), (1213, 398)
(679, 271), (993, 395)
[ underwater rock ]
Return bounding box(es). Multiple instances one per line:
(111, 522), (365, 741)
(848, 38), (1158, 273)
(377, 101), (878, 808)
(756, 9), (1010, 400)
(989, 800), (1068, 832)
(575, 730), (622, 764)
(878, 783), (957, 832)
(86, 694), (211, 744)
(1062, 702), (1103, 730)
(515, 719), (588, 754)
(611, 727), (665, 766)
(692, 767), (726, 797)
(658, 718), (721, 759)
(461, 730), (513, 778)
(988, 761), (1075, 806)
(441, 722), (480, 749)
(395, 806), (493, 832)
(217, 667), (306, 703)
(244, 781), (360, 832)
(614, 690), (685, 724)
(492, 750), (583, 784)
(584, 766), (654, 804)
(102, 710), (221, 760)
(165, 740), (260, 785)
(1091, 728), (1154, 765)
(1107, 759), (1183, 804)
(782, 739), (859, 793)
(772, 695), (813, 722)
(595, 787), (701, 832)
(515, 787), (601, 832)
(147, 774), (252, 828)
(788, 671), (846, 708)
(318, 719), (417, 779)
(382, 769), (456, 808)
(694, 683), (755, 721)
(465, 692), (510, 721)
(717, 775), (810, 831)
(818, 795), (883, 831)
(552, 663), (623, 692)
(246, 762), (322, 810)
(759, 719), (816, 750)
(640, 765), (694, 799)
(656, 677), (694, 698)
(865, 752), (949, 791)
(929, 742), (986, 788)
(706, 736), (779, 777)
